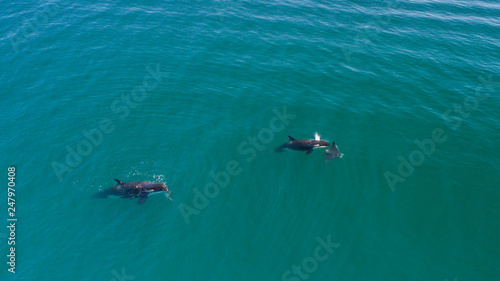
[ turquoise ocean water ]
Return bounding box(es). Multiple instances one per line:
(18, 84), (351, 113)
(1, 0), (499, 280)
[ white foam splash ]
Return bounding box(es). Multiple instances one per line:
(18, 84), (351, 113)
(165, 193), (173, 201)
(314, 132), (320, 140)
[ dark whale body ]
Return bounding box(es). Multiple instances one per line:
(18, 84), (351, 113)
(93, 179), (171, 205)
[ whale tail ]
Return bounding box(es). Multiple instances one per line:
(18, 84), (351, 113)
(274, 144), (286, 153)
(92, 190), (110, 199)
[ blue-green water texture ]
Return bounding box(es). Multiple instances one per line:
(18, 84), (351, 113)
(1, 0), (500, 280)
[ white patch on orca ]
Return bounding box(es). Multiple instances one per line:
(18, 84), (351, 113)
(148, 191), (165, 196)
(313, 145), (329, 149)
(149, 190), (172, 200)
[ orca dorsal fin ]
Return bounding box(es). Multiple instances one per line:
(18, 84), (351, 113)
(288, 136), (296, 141)
(114, 179), (124, 185)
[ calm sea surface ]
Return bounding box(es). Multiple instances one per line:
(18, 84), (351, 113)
(1, 0), (499, 280)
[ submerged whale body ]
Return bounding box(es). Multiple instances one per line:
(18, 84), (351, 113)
(325, 142), (343, 161)
(93, 179), (172, 205)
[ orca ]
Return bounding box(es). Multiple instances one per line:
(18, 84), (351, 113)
(324, 142), (343, 161)
(93, 179), (172, 205)
(275, 132), (331, 155)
